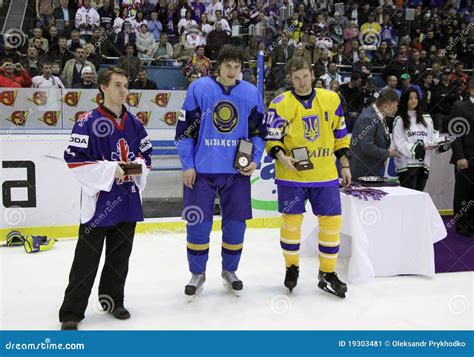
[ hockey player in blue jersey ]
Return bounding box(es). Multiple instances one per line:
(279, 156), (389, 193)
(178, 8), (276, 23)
(59, 67), (152, 330)
(175, 45), (265, 298)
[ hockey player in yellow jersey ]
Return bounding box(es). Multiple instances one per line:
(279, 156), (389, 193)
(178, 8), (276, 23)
(264, 57), (351, 298)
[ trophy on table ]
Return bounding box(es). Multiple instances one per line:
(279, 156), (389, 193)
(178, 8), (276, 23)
(291, 147), (314, 171)
(120, 163), (143, 175)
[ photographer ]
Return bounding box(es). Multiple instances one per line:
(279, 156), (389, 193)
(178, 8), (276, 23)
(0, 58), (32, 88)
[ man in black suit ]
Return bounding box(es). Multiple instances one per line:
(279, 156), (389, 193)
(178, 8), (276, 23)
(448, 78), (474, 237)
(350, 88), (401, 178)
(53, 0), (75, 36)
(131, 68), (158, 89)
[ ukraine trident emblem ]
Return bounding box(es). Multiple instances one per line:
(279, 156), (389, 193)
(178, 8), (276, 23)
(302, 115), (320, 142)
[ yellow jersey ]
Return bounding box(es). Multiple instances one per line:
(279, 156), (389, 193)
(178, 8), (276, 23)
(265, 88), (349, 187)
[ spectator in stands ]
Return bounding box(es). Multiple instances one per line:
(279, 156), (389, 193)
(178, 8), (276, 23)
(155, 0), (168, 25)
(320, 61), (343, 89)
(315, 78), (324, 88)
(141, 0), (155, 21)
(45, 26), (60, 52)
(97, 0), (116, 37)
(422, 29), (440, 52)
(382, 53), (408, 82)
(191, 0), (205, 23)
(215, 10), (231, 33)
(163, 2), (179, 45)
(450, 61), (470, 97)
(72, 66), (97, 88)
(132, 10), (148, 35)
(113, 8), (133, 34)
(431, 70), (460, 131)
(408, 49), (427, 82)
(183, 46), (211, 78)
(331, 44), (351, 66)
(32, 38), (47, 58)
(383, 75), (400, 94)
(148, 12), (163, 42)
(90, 27), (122, 62)
(352, 49), (372, 80)
(340, 72), (364, 132)
(119, 44), (142, 81)
(151, 32), (174, 63)
(420, 71), (434, 111)
(178, 9), (198, 35)
(350, 88), (401, 178)
(75, 0), (100, 42)
(62, 47), (96, 87)
(400, 73), (422, 98)
(49, 36), (74, 70)
(314, 49), (330, 77)
(287, 12), (304, 46)
(328, 11), (345, 46)
(131, 67), (158, 89)
(207, 0), (223, 23)
(21, 47), (41, 77)
(36, 0), (54, 27)
(84, 43), (101, 68)
(136, 24), (155, 62)
(53, 0), (76, 36)
(372, 40), (392, 67)
(68, 29), (86, 52)
(244, 36), (259, 62)
(51, 61), (61, 77)
(1, 43), (22, 64)
(32, 61), (65, 88)
(198, 14), (213, 42)
(343, 21), (359, 54)
(173, 33), (194, 63)
(29, 27), (49, 53)
(303, 33), (321, 66)
(116, 21), (137, 54)
(0, 59), (32, 88)
(380, 13), (396, 49)
(206, 21), (230, 60)
(316, 26), (333, 51)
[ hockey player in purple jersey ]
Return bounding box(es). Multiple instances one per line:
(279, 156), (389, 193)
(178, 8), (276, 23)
(175, 45), (265, 299)
(59, 67), (152, 330)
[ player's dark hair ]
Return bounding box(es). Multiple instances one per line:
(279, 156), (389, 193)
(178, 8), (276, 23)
(216, 45), (245, 68)
(287, 56), (312, 76)
(97, 67), (128, 95)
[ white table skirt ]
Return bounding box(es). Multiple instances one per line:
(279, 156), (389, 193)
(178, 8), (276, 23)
(300, 186), (447, 284)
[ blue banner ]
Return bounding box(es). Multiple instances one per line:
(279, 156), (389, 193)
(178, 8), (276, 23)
(1, 331), (472, 356)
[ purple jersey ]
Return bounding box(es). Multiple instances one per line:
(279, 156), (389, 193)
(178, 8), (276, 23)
(64, 106), (152, 227)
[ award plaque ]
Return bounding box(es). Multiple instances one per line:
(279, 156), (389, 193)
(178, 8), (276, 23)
(120, 163), (143, 175)
(234, 139), (253, 170)
(291, 147), (314, 171)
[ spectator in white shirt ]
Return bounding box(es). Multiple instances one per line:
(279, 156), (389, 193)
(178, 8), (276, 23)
(206, 0), (223, 23)
(31, 61), (65, 88)
(74, 0), (100, 41)
(178, 9), (198, 35)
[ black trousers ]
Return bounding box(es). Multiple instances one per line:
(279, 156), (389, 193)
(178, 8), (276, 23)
(59, 222), (136, 322)
(398, 167), (429, 192)
(453, 166), (474, 230)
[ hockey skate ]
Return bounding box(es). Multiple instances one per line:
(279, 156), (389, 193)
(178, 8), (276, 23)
(184, 273), (206, 302)
(318, 271), (347, 298)
(284, 265), (299, 293)
(221, 270), (243, 296)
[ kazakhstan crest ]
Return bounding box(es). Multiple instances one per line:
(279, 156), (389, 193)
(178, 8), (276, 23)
(213, 101), (238, 133)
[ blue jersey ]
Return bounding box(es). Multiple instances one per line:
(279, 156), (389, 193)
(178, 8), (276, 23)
(64, 106), (152, 227)
(175, 76), (265, 174)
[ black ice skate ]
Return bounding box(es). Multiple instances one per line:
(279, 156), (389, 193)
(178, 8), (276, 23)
(284, 265), (299, 293)
(184, 273), (206, 302)
(318, 271), (347, 298)
(221, 270), (243, 296)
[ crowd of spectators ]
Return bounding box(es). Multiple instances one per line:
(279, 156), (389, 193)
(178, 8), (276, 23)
(0, 0), (472, 130)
